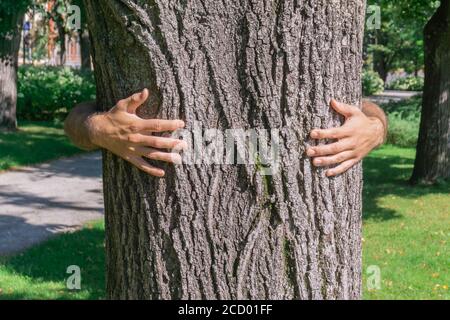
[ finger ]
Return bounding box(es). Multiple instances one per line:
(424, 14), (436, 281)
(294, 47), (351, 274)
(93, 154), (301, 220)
(116, 89), (149, 114)
(137, 147), (182, 165)
(132, 134), (188, 150)
(326, 158), (359, 177)
(330, 99), (361, 118)
(312, 151), (355, 167)
(127, 156), (165, 177)
(310, 127), (351, 140)
(138, 119), (185, 132)
(307, 140), (353, 157)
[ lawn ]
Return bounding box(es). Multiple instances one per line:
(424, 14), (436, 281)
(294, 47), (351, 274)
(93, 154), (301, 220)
(0, 121), (83, 171)
(0, 145), (448, 300)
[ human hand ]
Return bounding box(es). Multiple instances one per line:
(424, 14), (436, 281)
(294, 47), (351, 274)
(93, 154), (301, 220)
(307, 99), (385, 177)
(87, 89), (187, 177)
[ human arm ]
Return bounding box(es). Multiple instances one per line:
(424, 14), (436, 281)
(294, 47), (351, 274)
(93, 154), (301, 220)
(64, 89), (187, 177)
(307, 99), (388, 177)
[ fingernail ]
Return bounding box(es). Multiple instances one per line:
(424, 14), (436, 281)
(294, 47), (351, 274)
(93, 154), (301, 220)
(307, 148), (315, 156)
(314, 159), (322, 166)
(178, 120), (185, 127)
(311, 131), (319, 139)
(326, 170), (334, 177)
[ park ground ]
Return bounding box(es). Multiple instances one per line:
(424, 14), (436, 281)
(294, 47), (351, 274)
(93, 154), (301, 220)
(0, 121), (448, 300)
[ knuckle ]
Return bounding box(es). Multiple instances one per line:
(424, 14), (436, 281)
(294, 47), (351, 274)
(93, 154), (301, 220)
(127, 135), (139, 144)
(128, 125), (140, 133)
(153, 122), (163, 132)
(330, 145), (340, 153)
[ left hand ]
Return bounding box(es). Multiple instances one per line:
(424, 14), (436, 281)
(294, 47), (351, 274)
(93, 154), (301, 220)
(307, 99), (385, 177)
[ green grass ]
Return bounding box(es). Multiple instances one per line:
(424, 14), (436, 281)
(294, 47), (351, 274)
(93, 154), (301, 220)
(0, 145), (448, 300)
(0, 121), (82, 171)
(0, 221), (105, 300)
(362, 145), (449, 299)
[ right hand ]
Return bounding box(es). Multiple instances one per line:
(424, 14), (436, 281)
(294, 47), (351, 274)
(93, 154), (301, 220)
(87, 88), (187, 177)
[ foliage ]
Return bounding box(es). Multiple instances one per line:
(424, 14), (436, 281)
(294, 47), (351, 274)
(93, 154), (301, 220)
(17, 66), (96, 121)
(364, 0), (440, 78)
(387, 76), (424, 91)
(363, 69), (385, 96)
(381, 96), (422, 147)
(0, 121), (83, 171)
(0, 0), (32, 34)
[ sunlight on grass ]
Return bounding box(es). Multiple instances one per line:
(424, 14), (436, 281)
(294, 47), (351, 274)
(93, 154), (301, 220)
(0, 121), (83, 171)
(0, 222), (105, 300)
(362, 145), (450, 300)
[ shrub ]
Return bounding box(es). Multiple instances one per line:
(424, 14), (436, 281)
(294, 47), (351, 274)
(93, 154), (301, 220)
(381, 96), (421, 148)
(362, 70), (385, 96)
(387, 76), (424, 91)
(17, 66), (96, 121)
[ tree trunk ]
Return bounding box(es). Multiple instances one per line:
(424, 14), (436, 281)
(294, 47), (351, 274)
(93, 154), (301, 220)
(373, 53), (388, 83)
(79, 28), (92, 71)
(0, 10), (24, 130)
(57, 27), (66, 66)
(85, 0), (366, 300)
(411, 0), (450, 184)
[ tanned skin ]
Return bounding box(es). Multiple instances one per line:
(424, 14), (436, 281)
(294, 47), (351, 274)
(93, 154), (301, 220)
(65, 89), (387, 177)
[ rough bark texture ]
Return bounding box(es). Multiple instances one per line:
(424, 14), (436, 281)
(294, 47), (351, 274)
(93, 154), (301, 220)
(0, 10), (24, 130)
(85, 0), (366, 300)
(79, 28), (92, 71)
(411, 0), (450, 184)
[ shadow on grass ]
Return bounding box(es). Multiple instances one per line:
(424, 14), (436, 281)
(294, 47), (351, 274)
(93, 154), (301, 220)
(0, 223), (105, 300)
(0, 122), (83, 171)
(362, 148), (449, 222)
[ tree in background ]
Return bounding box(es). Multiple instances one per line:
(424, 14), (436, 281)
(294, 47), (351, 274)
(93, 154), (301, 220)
(72, 0), (91, 70)
(365, 0), (440, 82)
(85, 0), (366, 299)
(411, 0), (450, 184)
(0, 0), (31, 130)
(46, 0), (70, 65)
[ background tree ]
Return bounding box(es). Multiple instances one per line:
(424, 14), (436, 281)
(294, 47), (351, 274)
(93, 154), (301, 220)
(411, 0), (450, 184)
(365, 0), (440, 82)
(72, 0), (91, 70)
(0, 0), (31, 130)
(84, 0), (366, 300)
(46, 0), (70, 65)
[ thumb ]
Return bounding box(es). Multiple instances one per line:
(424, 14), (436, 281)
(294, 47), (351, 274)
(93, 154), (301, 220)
(127, 89), (149, 114)
(116, 89), (149, 114)
(330, 99), (359, 118)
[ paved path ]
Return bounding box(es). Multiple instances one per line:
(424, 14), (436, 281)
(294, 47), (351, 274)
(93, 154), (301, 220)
(368, 90), (422, 104)
(0, 152), (103, 256)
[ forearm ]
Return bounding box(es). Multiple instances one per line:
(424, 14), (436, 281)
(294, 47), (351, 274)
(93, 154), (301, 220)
(362, 99), (388, 144)
(64, 101), (101, 151)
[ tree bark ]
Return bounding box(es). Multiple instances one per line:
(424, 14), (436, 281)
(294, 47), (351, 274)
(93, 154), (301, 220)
(79, 28), (92, 71)
(85, 0), (366, 300)
(411, 0), (450, 184)
(0, 10), (24, 130)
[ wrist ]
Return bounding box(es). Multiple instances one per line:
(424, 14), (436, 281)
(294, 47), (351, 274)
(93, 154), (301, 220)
(369, 116), (386, 147)
(86, 112), (107, 148)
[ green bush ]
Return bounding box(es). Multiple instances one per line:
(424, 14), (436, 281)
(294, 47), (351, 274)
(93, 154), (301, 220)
(17, 66), (96, 121)
(387, 76), (424, 91)
(362, 70), (385, 96)
(381, 96), (421, 147)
